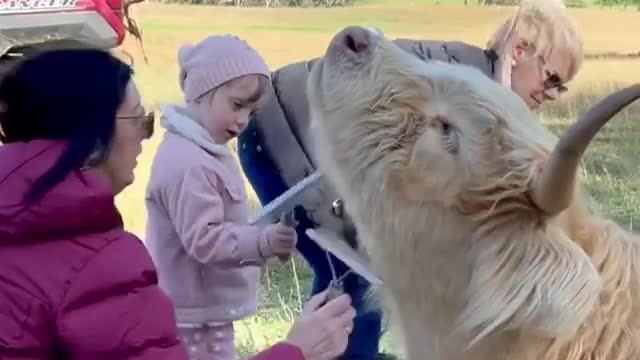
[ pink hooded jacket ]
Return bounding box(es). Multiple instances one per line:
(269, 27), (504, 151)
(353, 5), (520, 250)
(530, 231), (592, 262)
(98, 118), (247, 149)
(0, 139), (303, 360)
(145, 105), (275, 326)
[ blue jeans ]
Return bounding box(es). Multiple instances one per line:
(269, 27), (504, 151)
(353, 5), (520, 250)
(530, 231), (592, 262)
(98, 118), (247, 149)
(238, 119), (383, 358)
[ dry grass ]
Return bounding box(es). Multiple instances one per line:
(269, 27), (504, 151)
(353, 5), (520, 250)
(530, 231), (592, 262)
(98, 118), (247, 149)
(114, 2), (640, 356)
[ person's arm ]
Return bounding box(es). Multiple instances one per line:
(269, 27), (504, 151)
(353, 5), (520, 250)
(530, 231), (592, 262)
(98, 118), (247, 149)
(392, 38), (497, 78)
(56, 235), (190, 360)
(249, 343), (305, 360)
(161, 165), (275, 267)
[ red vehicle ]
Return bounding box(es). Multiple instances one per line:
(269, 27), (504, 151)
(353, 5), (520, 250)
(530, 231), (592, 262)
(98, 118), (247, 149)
(0, 0), (144, 76)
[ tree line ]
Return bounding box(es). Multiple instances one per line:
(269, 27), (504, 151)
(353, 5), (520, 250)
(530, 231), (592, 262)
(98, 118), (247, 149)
(149, 0), (355, 6)
(149, 0), (638, 10)
(594, 0), (639, 9)
(477, 0), (638, 8)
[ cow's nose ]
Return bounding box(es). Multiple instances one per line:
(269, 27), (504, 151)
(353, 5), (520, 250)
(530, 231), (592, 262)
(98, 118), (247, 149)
(329, 25), (371, 56)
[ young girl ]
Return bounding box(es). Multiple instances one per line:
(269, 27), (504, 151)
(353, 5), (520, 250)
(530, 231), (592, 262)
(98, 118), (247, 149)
(145, 35), (298, 360)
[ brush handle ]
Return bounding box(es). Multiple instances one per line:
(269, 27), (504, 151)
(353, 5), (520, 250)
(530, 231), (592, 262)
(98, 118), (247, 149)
(278, 211), (297, 262)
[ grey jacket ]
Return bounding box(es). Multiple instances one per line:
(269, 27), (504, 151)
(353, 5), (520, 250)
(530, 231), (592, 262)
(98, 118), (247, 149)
(249, 39), (498, 247)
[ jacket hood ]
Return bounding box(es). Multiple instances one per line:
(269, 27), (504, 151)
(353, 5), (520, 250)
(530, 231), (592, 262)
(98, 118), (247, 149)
(0, 140), (122, 242)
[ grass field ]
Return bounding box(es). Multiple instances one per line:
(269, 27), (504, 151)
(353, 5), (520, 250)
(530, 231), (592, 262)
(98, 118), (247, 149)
(116, 2), (640, 357)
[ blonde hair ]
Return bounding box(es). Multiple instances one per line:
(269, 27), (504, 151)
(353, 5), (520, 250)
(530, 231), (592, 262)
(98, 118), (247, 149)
(487, 0), (584, 81)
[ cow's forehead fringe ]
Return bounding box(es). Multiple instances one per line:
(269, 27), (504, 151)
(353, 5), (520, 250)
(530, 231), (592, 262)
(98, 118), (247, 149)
(395, 53), (556, 150)
(417, 60), (514, 107)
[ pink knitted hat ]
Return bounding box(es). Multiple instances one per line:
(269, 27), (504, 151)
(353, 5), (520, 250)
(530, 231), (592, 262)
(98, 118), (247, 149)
(177, 34), (271, 102)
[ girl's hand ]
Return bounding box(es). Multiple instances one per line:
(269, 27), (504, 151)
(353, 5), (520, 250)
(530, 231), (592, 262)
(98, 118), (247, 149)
(285, 290), (356, 360)
(264, 223), (297, 257)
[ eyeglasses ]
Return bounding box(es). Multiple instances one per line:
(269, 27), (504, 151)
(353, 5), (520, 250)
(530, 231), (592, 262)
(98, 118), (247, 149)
(544, 71), (568, 94)
(117, 111), (155, 139)
(538, 56), (568, 95)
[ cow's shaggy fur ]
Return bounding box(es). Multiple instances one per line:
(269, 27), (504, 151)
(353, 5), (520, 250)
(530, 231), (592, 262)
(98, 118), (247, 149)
(306, 26), (640, 360)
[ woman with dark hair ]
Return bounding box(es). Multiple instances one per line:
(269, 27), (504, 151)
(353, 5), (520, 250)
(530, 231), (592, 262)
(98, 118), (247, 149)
(0, 47), (355, 360)
(0, 47), (185, 359)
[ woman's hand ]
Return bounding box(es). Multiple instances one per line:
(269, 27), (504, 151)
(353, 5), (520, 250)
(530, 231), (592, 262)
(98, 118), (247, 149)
(285, 290), (356, 360)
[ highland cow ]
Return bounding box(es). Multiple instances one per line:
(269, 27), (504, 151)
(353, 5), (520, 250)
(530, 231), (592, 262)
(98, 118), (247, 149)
(306, 25), (640, 360)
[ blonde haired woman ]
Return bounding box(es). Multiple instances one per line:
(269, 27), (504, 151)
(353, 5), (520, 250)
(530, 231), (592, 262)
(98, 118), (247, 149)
(486, 0), (583, 108)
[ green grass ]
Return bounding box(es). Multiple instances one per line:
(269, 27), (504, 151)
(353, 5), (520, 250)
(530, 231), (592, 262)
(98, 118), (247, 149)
(116, 2), (640, 357)
(541, 83), (640, 229)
